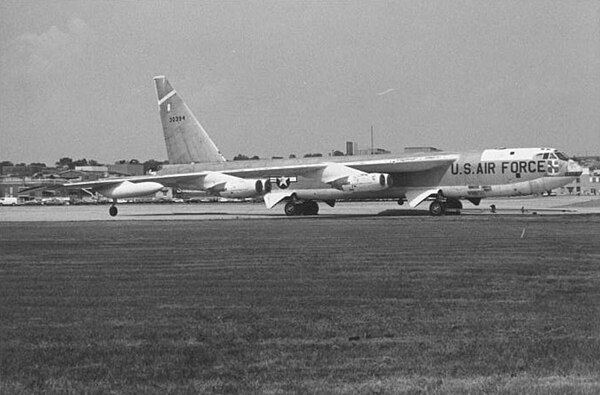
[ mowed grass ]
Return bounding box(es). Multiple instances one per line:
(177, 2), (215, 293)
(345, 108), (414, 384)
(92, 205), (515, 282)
(1, 216), (599, 394)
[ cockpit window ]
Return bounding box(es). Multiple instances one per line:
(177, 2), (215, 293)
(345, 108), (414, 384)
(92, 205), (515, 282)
(556, 151), (569, 161)
(542, 153), (549, 159)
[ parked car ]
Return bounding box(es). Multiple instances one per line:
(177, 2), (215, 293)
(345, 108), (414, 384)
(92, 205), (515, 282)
(0, 197), (19, 206)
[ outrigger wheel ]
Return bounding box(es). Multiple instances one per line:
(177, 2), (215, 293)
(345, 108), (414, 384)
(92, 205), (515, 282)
(109, 205), (118, 217)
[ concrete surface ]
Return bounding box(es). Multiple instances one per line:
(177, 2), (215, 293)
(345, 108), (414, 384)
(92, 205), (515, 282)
(1, 195), (599, 222)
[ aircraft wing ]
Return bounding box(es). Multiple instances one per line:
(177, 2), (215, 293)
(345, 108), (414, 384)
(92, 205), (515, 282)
(62, 154), (457, 206)
(63, 171), (211, 189)
(222, 154), (459, 178)
(337, 154), (459, 174)
(63, 172), (214, 200)
(63, 170), (274, 201)
(64, 154), (457, 190)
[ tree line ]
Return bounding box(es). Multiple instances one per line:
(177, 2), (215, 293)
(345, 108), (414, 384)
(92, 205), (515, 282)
(2, 150), (347, 174)
(0, 158), (169, 175)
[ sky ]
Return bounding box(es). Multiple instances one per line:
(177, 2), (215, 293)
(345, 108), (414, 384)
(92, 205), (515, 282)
(1, 0), (599, 165)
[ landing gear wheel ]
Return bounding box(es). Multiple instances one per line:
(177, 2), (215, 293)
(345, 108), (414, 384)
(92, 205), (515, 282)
(445, 198), (462, 215)
(284, 200), (320, 216)
(109, 206), (118, 217)
(302, 201), (319, 215)
(284, 201), (301, 216)
(429, 201), (446, 216)
(446, 198), (463, 209)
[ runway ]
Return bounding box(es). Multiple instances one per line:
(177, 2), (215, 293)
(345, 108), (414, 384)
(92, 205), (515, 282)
(1, 195), (599, 221)
(1, 198), (599, 393)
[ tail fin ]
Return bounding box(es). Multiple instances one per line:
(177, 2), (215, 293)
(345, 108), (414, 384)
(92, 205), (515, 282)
(154, 76), (226, 164)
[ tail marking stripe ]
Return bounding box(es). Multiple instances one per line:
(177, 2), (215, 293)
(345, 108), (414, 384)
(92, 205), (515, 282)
(158, 90), (176, 105)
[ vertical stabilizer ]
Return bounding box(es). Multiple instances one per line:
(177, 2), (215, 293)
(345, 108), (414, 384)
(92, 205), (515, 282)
(154, 76), (226, 164)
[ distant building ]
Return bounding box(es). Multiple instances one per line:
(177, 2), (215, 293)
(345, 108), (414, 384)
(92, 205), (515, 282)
(558, 168), (600, 196)
(573, 156), (600, 170)
(37, 168), (63, 177)
(108, 163), (144, 176)
(75, 166), (109, 173)
(357, 148), (391, 155)
(346, 141), (358, 156)
(0, 177), (25, 198)
(404, 147), (442, 153)
(62, 169), (105, 181)
(1, 165), (44, 177)
(0, 176), (65, 199)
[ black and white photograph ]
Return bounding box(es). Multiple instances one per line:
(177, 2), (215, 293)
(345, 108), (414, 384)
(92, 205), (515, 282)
(1, 1), (599, 393)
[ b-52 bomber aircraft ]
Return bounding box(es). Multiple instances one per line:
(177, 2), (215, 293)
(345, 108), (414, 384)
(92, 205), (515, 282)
(65, 76), (583, 217)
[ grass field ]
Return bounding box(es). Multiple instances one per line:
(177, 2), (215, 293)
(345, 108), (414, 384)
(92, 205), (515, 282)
(1, 216), (600, 394)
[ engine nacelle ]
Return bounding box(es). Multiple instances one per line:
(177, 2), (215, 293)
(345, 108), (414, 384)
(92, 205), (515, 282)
(343, 173), (392, 192)
(218, 179), (271, 198)
(97, 181), (164, 199)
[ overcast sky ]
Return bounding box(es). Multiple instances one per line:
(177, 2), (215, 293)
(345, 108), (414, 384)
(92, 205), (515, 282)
(1, 1), (599, 165)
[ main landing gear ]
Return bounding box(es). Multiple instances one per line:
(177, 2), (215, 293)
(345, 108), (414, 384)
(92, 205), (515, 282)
(428, 195), (463, 216)
(284, 200), (319, 216)
(428, 200), (446, 216)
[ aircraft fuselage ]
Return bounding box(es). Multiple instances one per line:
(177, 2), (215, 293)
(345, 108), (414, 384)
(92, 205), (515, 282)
(157, 147), (581, 205)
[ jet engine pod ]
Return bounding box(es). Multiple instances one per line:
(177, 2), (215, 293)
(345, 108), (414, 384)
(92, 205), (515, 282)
(379, 173), (393, 187)
(263, 179), (272, 194)
(254, 179), (273, 194)
(220, 179), (271, 198)
(254, 179), (263, 194)
(98, 181), (164, 199)
(345, 173), (392, 192)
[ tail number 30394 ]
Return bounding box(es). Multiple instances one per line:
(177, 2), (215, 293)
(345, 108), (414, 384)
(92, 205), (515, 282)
(169, 115), (186, 123)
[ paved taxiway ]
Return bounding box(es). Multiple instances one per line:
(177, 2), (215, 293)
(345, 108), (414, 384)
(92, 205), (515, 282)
(0, 195), (598, 221)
